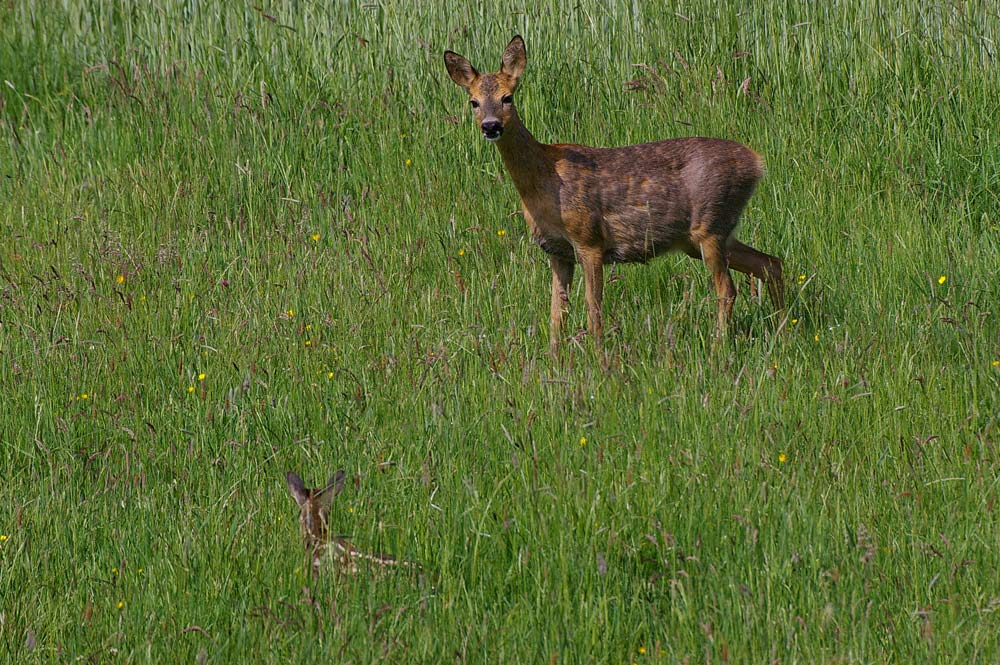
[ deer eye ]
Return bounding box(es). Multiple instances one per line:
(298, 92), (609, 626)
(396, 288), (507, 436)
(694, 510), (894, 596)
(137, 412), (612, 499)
(470, 99), (480, 109)
(501, 95), (514, 105)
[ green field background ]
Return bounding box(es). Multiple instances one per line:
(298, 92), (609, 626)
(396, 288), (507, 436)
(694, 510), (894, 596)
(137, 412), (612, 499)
(2, 1), (999, 662)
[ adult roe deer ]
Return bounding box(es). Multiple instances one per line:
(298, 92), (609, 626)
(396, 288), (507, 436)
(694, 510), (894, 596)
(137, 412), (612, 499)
(286, 471), (417, 575)
(444, 36), (785, 356)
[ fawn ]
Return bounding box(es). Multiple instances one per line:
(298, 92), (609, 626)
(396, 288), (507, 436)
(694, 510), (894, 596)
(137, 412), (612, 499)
(286, 470), (415, 575)
(444, 36), (785, 355)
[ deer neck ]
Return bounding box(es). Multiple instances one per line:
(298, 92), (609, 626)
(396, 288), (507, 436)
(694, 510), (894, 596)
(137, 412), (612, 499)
(494, 116), (551, 196)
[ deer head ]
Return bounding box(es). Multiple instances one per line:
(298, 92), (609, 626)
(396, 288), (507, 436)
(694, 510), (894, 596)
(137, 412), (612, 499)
(444, 35), (527, 142)
(285, 470), (346, 554)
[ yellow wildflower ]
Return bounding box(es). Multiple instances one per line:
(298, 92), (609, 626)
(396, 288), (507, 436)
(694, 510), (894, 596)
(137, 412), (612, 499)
(0, 535), (7, 542)
(187, 385), (195, 393)
(638, 646), (647, 655)
(116, 275), (125, 284)
(311, 233), (320, 242)
(579, 436), (587, 447)
(497, 229), (507, 237)
(117, 601), (124, 610)
(197, 373), (206, 381)
(458, 248), (465, 257)
(778, 453), (787, 463)
(80, 393), (89, 400)
(937, 275), (947, 285)
(405, 159), (412, 167)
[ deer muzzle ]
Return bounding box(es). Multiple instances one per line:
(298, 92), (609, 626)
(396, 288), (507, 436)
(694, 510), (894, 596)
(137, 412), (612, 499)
(481, 119), (503, 142)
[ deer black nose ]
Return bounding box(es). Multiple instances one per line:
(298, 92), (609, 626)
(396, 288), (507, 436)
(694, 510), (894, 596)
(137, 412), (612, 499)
(481, 120), (503, 141)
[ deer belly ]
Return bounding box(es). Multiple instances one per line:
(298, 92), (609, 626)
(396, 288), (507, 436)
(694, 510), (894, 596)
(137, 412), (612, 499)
(603, 215), (686, 264)
(603, 237), (678, 264)
(533, 234), (576, 261)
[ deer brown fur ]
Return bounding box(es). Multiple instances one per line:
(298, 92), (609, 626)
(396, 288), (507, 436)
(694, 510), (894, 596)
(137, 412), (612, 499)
(444, 36), (784, 355)
(285, 471), (415, 575)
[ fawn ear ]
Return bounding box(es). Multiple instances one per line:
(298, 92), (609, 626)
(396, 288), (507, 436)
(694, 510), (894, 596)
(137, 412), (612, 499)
(444, 50), (478, 90)
(286, 472), (310, 507)
(500, 35), (526, 84)
(328, 470), (347, 496)
(315, 470), (346, 508)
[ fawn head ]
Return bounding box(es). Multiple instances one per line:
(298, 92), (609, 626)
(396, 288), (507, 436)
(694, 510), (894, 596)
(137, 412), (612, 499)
(444, 35), (526, 142)
(286, 470), (346, 552)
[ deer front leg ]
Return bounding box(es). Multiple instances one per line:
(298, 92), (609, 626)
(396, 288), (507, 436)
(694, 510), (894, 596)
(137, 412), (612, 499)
(578, 249), (604, 344)
(549, 256), (574, 358)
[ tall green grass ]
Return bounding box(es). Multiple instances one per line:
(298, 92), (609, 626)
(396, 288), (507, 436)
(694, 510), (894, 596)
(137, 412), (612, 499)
(2, 1), (998, 661)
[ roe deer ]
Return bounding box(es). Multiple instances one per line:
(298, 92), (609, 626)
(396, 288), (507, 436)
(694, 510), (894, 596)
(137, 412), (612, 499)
(286, 471), (416, 575)
(444, 36), (785, 356)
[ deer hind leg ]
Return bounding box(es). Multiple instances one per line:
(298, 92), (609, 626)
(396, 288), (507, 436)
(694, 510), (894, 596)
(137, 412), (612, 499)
(727, 239), (785, 312)
(698, 237), (736, 334)
(549, 256), (574, 357)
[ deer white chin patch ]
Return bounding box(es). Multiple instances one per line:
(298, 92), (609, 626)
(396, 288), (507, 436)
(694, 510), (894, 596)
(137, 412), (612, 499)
(483, 132), (502, 142)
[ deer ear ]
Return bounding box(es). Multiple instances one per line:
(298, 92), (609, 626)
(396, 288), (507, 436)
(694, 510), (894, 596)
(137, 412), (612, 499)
(500, 35), (526, 83)
(444, 51), (478, 90)
(315, 469), (347, 508)
(286, 472), (310, 507)
(328, 470), (347, 497)
(314, 470), (346, 509)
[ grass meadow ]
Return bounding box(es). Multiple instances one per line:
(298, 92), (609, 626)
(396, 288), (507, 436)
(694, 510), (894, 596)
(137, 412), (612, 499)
(2, 1), (999, 662)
